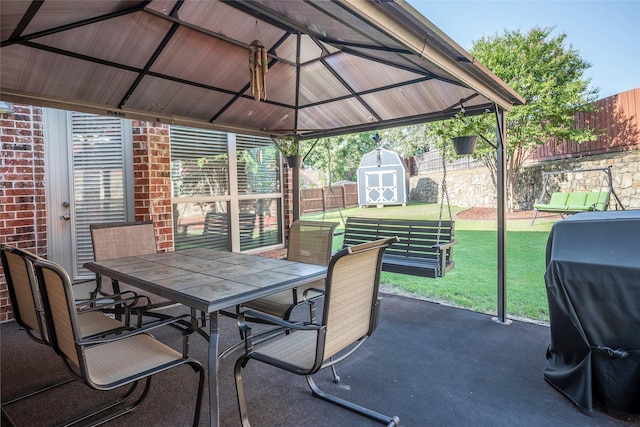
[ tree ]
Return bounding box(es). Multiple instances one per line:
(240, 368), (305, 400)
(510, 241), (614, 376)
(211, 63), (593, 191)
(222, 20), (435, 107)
(302, 131), (380, 185)
(471, 27), (599, 210)
(381, 124), (434, 158)
(385, 27), (600, 211)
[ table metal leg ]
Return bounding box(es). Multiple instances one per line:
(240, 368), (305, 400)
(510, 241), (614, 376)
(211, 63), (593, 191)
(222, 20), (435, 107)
(209, 311), (220, 427)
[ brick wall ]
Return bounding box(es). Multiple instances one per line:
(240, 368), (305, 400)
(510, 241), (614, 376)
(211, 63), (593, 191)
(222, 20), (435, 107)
(0, 109), (176, 322)
(132, 121), (174, 252)
(0, 104), (46, 322)
(283, 163), (294, 226)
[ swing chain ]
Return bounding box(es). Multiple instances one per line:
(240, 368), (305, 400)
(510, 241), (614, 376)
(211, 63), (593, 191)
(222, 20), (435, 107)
(324, 138), (345, 226)
(436, 144), (453, 277)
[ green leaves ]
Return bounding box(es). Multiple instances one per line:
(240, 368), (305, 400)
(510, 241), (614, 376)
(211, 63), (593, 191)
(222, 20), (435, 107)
(471, 26), (598, 154)
(302, 132), (380, 184)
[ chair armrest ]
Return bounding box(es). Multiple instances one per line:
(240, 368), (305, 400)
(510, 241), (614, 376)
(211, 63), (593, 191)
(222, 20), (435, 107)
(302, 287), (325, 303)
(432, 239), (458, 250)
(76, 313), (193, 346)
(237, 310), (324, 354)
(76, 291), (146, 311)
(301, 287), (325, 323)
(239, 310), (324, 331)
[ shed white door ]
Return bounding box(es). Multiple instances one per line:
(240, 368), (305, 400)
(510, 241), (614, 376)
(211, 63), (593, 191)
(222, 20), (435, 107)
(365, 170), (398, 204)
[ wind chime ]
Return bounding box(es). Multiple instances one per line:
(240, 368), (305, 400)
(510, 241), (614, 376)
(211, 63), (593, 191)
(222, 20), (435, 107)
(249, 39), (268, 101)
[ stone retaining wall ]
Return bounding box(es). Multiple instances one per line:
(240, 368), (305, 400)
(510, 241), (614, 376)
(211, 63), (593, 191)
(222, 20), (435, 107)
(410, 151), (639, 210)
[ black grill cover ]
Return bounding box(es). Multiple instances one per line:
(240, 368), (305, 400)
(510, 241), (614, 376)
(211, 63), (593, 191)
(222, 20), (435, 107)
(543, 210), (640, 415)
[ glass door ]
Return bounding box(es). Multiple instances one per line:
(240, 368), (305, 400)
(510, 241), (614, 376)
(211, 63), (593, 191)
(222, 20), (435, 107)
(45, 109), (132, 280)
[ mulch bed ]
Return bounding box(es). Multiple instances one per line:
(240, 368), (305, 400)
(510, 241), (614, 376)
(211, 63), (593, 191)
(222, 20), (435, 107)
(455, 207), (561, 221)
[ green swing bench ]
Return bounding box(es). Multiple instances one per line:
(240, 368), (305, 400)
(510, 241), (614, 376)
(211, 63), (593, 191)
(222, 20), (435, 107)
(531, 167), (618, 225)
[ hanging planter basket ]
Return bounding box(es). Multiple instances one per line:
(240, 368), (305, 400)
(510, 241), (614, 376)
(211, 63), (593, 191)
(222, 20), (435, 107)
(285, 155), (302, 168)
(452, 136), (477, 155)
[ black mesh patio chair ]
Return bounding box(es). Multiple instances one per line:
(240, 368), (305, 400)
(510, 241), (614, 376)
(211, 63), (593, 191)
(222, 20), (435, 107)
(233, 237), (400, 427)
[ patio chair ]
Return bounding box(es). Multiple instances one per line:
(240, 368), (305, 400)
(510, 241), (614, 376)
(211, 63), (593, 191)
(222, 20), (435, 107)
(234, 237), (400, 427)
(32, 257), (205, 426)
(241, 220), (339, 320)
(0, 245), (134, 422)
(90, 221), (177, 319)
(1, 243), (139, 339)
(90, 221), (210, 337)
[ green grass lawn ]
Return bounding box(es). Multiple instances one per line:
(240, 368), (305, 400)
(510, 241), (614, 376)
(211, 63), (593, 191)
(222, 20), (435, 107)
(302, 203), (557, 323)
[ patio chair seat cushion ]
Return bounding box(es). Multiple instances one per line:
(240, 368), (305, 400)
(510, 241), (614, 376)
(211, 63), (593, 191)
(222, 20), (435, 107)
(78, 311), (125, 338)
(85, 333), (183, 386)
(244, 279), (324, 319)
(252, 330), (318, 371)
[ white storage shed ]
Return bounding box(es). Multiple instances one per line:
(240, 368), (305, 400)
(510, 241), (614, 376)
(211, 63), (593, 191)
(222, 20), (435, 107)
(357, 148), (410, 207)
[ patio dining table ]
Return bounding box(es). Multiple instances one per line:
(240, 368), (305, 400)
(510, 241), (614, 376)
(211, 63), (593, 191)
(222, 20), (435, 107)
(84, 247), (327, 427)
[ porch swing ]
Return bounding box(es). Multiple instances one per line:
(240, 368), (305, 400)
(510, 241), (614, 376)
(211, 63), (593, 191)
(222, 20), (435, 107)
(341, 140), (458, 278)
(530, 166), (624, 225)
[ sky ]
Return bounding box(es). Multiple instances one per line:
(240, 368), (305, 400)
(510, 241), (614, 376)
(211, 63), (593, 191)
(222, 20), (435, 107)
(408, 0), (640, 99)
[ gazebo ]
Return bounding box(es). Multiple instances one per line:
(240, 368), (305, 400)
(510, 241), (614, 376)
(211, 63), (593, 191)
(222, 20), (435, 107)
(0, 1), (523, 324)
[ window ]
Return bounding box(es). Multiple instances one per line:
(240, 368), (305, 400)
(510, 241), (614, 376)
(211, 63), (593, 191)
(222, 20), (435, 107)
(170, 127), (283, 252)
(236, 135), (282, 250)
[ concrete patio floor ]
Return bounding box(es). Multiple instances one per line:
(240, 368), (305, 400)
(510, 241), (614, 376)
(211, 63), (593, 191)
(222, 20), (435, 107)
(2, 294), (637, 426)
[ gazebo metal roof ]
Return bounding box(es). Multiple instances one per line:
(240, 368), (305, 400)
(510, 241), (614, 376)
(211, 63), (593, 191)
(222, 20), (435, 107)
(1, 0), (523, 139)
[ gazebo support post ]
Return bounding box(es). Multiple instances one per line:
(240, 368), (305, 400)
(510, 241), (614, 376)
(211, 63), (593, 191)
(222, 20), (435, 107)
(292, 166), (300, 221)
(493, 106), (511, 325)
(292, 32), (302, 222)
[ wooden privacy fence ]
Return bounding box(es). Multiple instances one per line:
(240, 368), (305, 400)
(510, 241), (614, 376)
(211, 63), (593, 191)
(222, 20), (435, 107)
(531, 88), (639, 161)
(409, 88), (638, 174)
(301, 183), (358, 214)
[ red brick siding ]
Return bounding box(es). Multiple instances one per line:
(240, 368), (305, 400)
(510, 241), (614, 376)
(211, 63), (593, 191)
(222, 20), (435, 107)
(131, 121), (174, 252)
(0, 105), (46, 322)
(1, 110), (175, 321)
(283, 164), (294, 228)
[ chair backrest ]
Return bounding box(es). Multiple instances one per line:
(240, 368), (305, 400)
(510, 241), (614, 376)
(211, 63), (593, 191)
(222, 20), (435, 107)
(320, 237), (397, 360)
(33, 258), (83, 369)
(89, 221), (169, 305)
(548, 192), (569, 206)
(90, 221), (157, 261)
(586, 191), (610, 211)
(0, 245), (49, 344)
(287, 220), (339, 266)
(565, 192), (587, 207)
